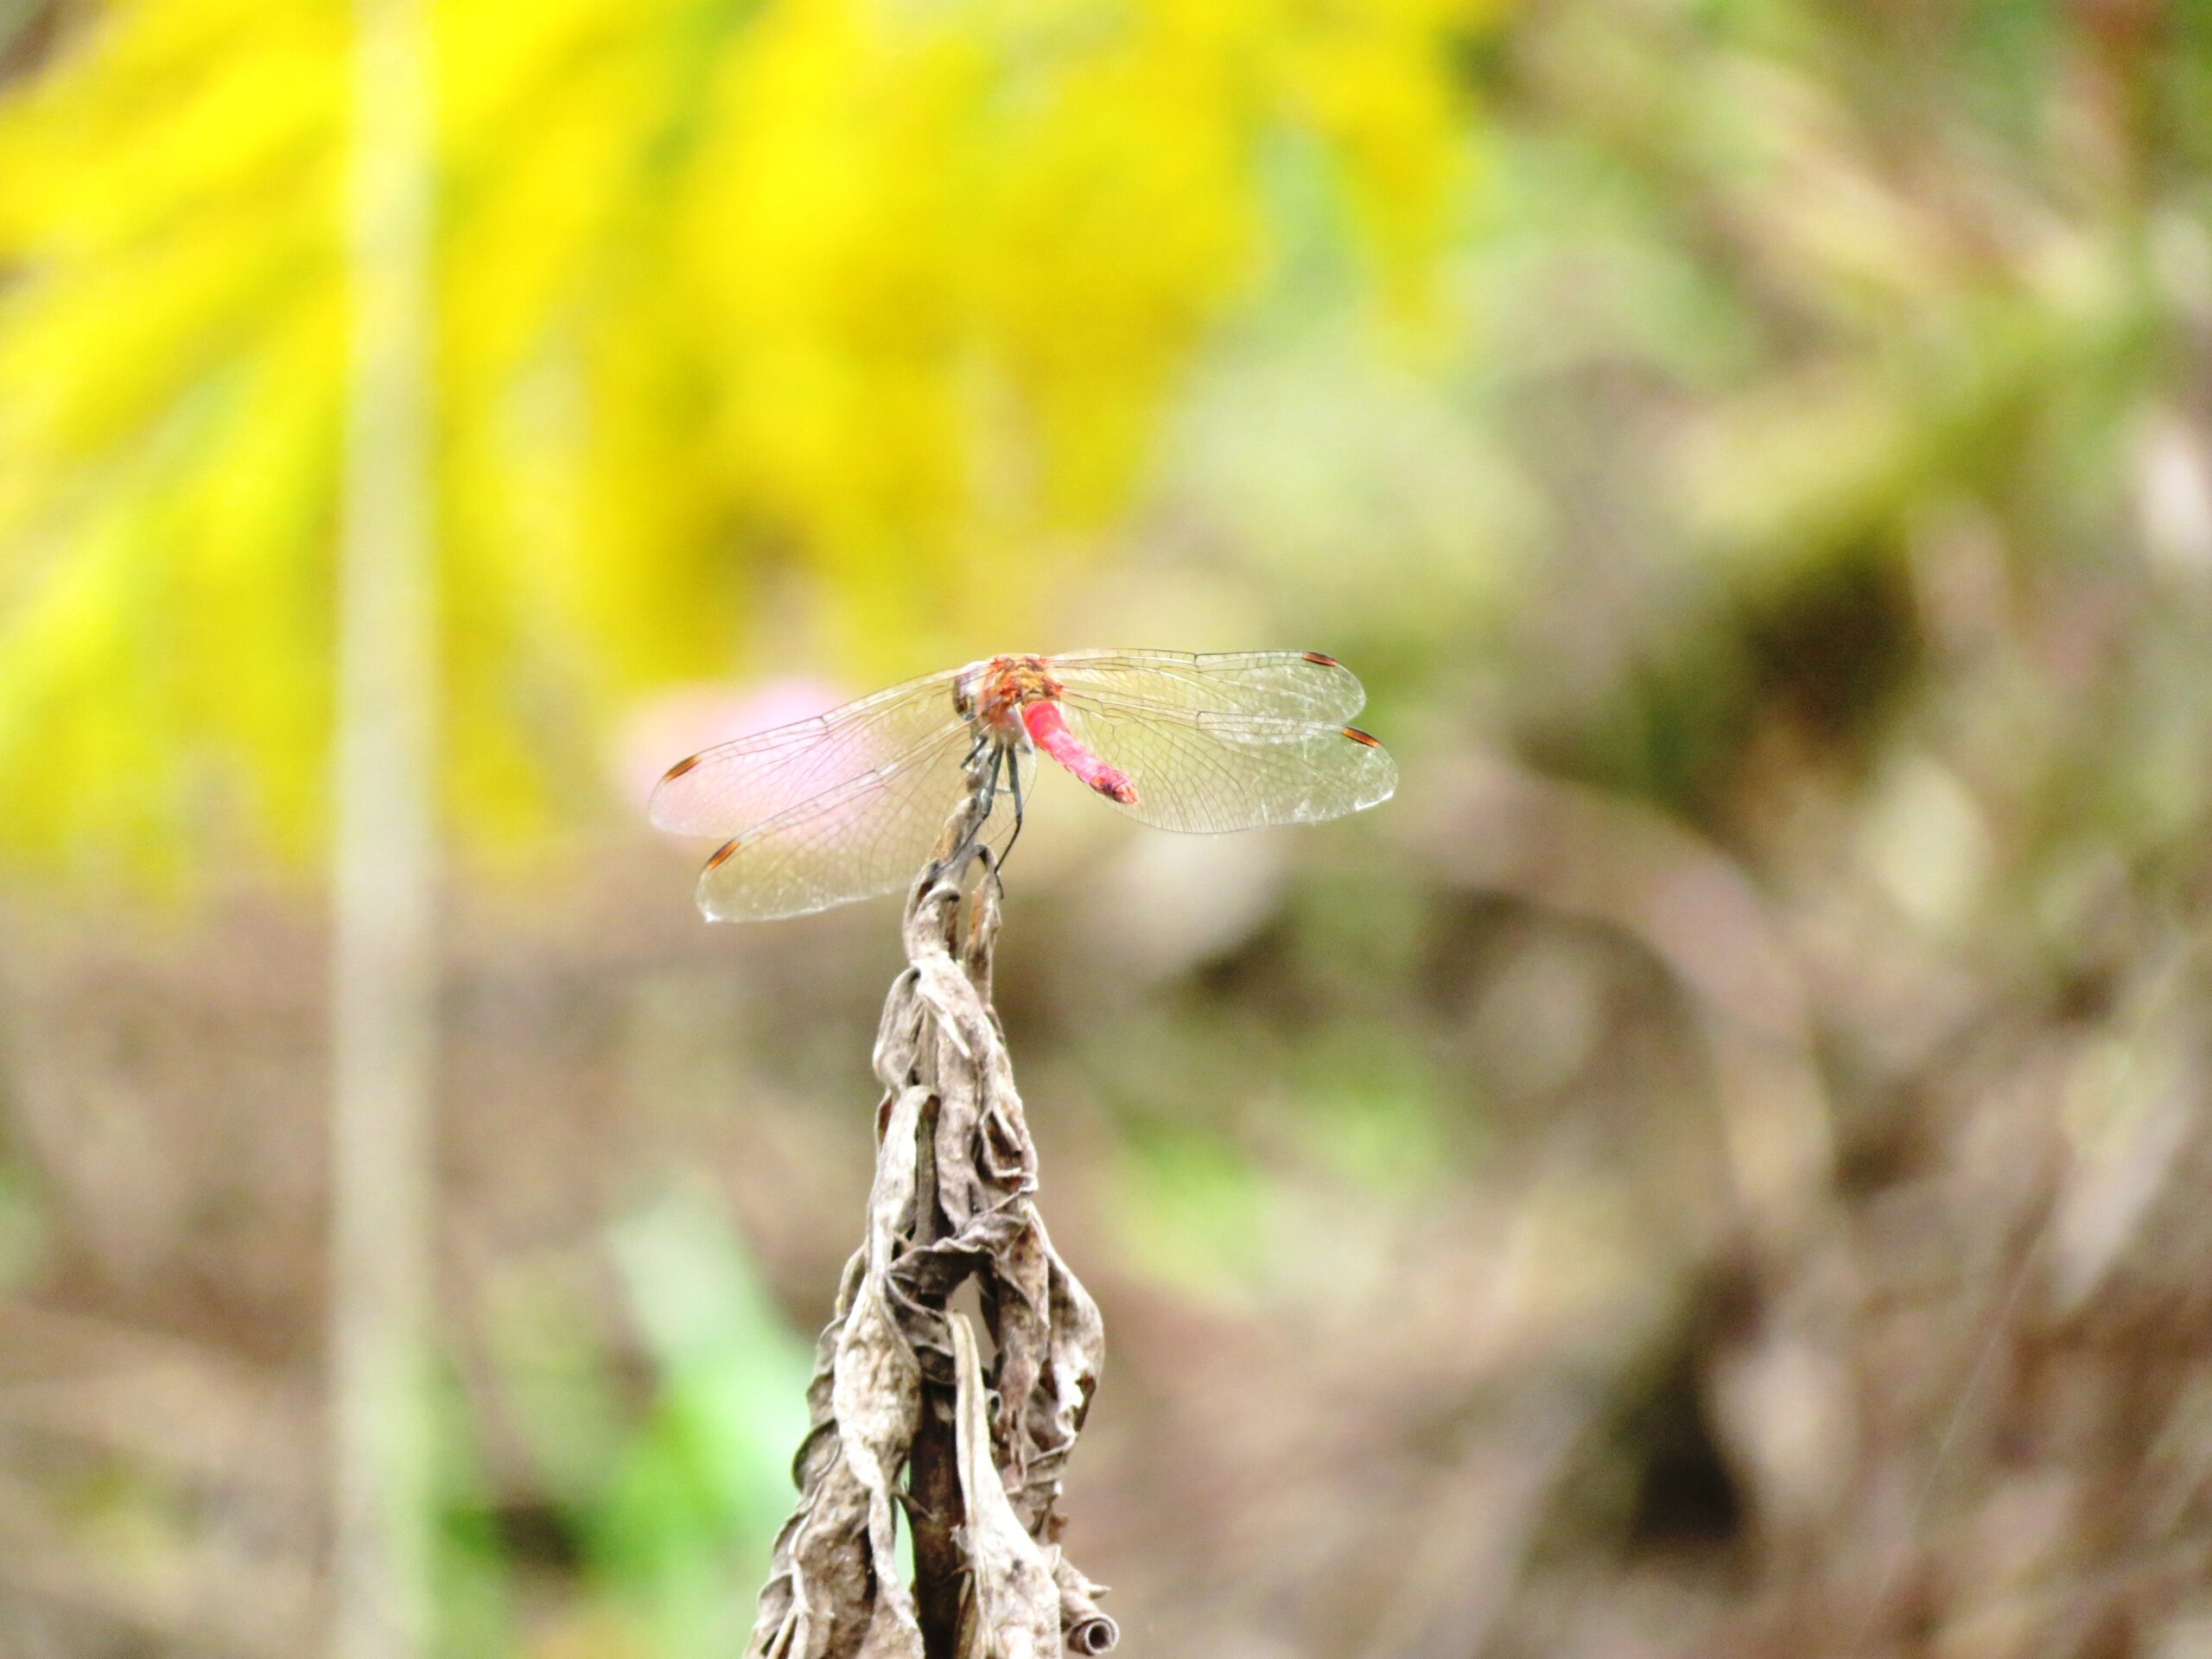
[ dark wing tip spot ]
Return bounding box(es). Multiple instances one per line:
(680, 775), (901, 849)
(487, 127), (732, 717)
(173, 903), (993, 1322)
(703, 839), (741, 872)
(1302, 650), (1341, 667)
(1342, 726), (1381, 747)
(661, 753), (702, 783)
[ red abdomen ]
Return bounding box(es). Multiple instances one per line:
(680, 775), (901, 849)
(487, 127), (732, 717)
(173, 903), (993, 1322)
(1021, 700), (1137, 804)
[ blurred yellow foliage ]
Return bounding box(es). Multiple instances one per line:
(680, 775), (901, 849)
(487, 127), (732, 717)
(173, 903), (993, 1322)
(0, 0), (1481, 874)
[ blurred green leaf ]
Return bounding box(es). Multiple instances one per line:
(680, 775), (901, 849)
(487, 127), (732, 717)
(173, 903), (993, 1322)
(589, 1188), (811, 1657)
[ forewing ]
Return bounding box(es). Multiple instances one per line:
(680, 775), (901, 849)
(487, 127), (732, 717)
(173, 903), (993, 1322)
(649, 669), (964, 837)
(1055, 695), (1395, 833)
(1048, 650), (1366, 723)
(694, 733), (1032, 922)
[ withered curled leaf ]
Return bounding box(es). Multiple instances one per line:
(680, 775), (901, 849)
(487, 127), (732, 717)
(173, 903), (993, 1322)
(747, 770), (1113, 1659)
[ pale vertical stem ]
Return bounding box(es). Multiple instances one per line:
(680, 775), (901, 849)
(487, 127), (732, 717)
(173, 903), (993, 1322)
(328, 0), (437, 1652)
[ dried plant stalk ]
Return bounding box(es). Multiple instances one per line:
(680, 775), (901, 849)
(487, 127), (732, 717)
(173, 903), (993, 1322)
(746, 772), (1114, 1659)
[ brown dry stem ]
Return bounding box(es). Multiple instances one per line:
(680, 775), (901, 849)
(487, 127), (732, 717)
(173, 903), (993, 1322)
(745, 775), (1113, 1659)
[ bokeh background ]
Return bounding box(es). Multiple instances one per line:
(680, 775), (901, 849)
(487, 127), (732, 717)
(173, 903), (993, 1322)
(7, 0), (2212, 1655)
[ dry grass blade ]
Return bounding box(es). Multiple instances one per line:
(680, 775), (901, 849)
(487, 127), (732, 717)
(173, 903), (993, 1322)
(747, 763), (1113, 1659)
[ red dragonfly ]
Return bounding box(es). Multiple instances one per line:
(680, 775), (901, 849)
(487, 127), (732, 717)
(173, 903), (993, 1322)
(650, 650), (1395, 921)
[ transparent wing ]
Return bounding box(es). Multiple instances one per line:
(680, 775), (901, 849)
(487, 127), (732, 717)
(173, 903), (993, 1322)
(694, 731), (1033, 922)
(649, 668), (966, 837)
(1056, 694), (1395, 833)
(1048, 649), (1367, 723)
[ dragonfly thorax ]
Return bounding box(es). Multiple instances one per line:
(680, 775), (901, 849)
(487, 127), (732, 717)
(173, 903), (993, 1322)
(952, 653), (1062, 737)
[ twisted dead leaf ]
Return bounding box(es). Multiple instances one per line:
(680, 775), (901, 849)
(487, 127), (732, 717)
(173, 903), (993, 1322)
(747, 779), (1113, 1659)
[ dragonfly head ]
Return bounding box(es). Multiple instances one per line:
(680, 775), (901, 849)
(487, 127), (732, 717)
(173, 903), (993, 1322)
(951, 660), (988, 720)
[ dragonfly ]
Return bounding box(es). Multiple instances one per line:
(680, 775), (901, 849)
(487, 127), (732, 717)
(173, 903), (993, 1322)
(650, 650), (1395, 922)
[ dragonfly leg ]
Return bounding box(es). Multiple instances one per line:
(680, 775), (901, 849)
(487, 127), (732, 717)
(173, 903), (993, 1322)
(1001, 744), (1027, 868)
(947, 741), (998, 866)
(976, 741), (1001, 819)
(979, 743), (1020, 902)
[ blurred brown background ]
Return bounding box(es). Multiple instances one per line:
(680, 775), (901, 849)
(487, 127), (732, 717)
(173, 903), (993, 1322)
(5, 0), (2212, 1655)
